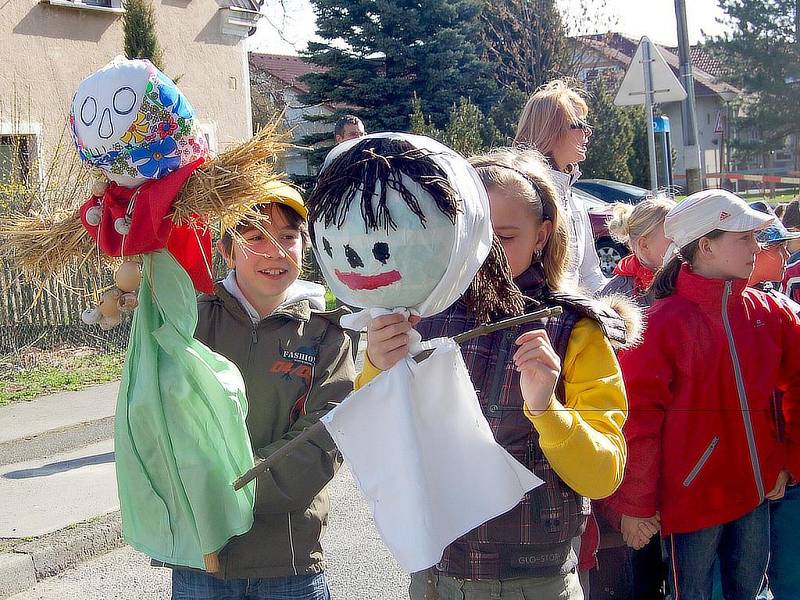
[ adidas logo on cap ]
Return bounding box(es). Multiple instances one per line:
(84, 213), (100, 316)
(720, 211), (731, 221)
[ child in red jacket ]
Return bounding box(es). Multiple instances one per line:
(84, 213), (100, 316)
(611, 189), (800, 599)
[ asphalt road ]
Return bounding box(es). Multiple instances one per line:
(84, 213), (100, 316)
(10, 463), (409, 600)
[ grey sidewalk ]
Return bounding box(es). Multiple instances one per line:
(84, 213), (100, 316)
(0, 383), (123, 599)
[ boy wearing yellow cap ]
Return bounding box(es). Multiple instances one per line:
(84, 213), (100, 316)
(171, 182), (356, 600)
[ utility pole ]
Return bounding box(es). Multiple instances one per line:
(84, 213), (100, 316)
(675, 0), (704, 192)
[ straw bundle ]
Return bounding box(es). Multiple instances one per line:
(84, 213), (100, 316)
(1, 116), (293, 283)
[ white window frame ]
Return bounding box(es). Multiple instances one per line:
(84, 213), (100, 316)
(43, 0), (125, 15)
(0, 122), (43, 188)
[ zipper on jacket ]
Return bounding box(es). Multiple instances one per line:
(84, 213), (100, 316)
(487, 329), (517, 415)
(721, 281), (765, 501)
(683, 436), (720, 487)
(287, 513), (298, 576)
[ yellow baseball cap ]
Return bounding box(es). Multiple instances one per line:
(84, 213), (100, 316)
(220, 180), (307, 235)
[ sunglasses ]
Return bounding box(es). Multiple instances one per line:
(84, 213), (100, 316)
(569, 121), (592, 132)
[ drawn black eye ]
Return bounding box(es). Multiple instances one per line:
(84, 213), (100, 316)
(113, 87), (136, 115)
(80, 97), (97, 126)
(372, 242), (390, 264)
(322, 236), (333, 259)
(344, 244), (364, 269)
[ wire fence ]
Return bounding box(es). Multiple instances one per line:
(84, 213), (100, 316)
(0, 250), (328, 363)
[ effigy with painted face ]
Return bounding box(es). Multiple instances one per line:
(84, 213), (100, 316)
(2, 56), (293, 573)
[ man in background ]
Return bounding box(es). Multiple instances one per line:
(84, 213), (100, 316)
(334, 115), (365, 145)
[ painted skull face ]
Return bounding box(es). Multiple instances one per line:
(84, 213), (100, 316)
(70, 56), (207, 187)
(314, 176), (456, 308)
(308, 133), (493, 315)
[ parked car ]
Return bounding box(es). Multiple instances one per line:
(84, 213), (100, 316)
(573, 188), (629, 278)
(573, 179), (649, 205)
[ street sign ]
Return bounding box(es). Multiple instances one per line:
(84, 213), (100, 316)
(614, 37), (687, 106)
(613, 37), (687, 191)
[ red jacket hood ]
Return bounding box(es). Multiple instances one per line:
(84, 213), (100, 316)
(613, 254), (655, 295)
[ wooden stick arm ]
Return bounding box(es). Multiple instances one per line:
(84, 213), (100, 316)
(233, 421), (325, 491)
(231, 305), (562, 491)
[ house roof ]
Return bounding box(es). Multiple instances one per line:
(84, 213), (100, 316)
(577, 33), (740, 99)
(249, 52), (326, 93)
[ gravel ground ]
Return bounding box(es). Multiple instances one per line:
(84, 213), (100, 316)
(10, 464), (409, 600)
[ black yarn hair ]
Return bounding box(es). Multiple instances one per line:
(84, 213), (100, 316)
(307, 136), (524, 323)
(307, 137), (459, 235)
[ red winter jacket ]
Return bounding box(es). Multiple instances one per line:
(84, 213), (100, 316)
(611, 264), (800, 535)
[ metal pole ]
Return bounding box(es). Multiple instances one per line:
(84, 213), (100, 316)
(642, 39), (659, 191)
(675, 0), (703, 192)
(662, 130), (671, 189)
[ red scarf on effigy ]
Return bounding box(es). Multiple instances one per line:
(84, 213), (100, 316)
(79, 159), (213, 293)
(613, 254), (655, 297)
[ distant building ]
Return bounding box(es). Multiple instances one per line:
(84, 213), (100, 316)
(249, 52), (337, 177)
(0, 0), (262, 185)
(574, 33), (750, 185)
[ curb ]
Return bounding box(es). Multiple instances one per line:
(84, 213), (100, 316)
(0, 512), (122, 599)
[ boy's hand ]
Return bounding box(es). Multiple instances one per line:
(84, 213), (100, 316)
(366, 313), (421, 371)
(766, 470), (791, 500)
(514, 330), (561, 415)
(621, 514), (660, 550)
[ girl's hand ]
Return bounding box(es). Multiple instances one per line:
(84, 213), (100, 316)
(766, 470), (791, 500)
(513, 330), (561, 415)
(366, 313), (421, 371)
(621, 514), (660, 550)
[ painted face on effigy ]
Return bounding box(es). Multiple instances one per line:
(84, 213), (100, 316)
(308, 133), (491, 315)
(70, 56), (207, 187)
(313, 175), (456, 308)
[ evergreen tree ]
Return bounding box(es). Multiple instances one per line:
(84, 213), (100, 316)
(298, 0), (496, 168)
(581, 76), (634, 183)
(627, 105), (650, 189)
(122, 0), (165, 71)
(410, 95), (501, 156)
(709, 0), (800, 154)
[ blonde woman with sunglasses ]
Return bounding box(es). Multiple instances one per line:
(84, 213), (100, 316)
(515, 80), (607, 293)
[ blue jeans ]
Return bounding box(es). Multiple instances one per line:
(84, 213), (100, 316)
(171, 569), (330, 600)
(666, 502), (769, 600)
(767, 484), (800, 598)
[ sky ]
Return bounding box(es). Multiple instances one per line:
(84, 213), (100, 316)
(248, 0), (732, 55)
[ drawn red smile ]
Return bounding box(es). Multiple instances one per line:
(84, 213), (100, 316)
(335, 269), (402, 290)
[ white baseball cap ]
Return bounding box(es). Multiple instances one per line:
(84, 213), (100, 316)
(664, 189), (774, 253)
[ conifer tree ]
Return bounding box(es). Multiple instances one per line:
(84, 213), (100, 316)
(123, 0), (165, 71)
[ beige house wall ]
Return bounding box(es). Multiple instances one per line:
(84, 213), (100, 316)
(0, 0), (253, 168)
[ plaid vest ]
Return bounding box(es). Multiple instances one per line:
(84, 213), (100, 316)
(415, 265), (626, 580)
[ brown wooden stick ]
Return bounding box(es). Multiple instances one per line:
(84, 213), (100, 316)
(231, 305), (562, 491)
(203, 552), (220, 573)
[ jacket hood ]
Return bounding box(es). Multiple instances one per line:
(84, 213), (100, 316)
(219, 271), (326, 324)
(599, 292), (644, 350)
(614, 254), (655, 296)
